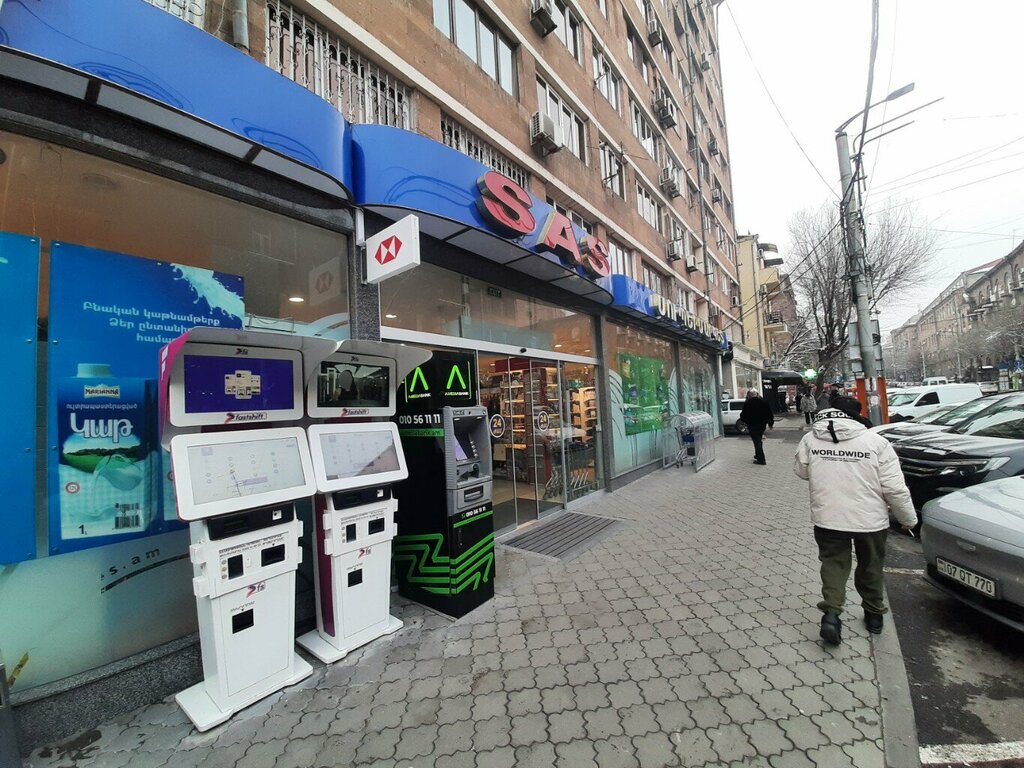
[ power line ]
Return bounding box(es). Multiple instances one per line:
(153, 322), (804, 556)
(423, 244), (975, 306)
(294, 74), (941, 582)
(870, 147), (1024, 195)
(867, 133), (1024, 189)
(722, 2), (837, 198)
(862, 0), (899, 209)
(866, 164), (1024, 214)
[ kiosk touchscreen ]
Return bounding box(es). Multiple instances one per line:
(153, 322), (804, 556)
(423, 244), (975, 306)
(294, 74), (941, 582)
(170, 343), (303, 426)
(297, 422), (407, 663)
(307, 352), (396, 419)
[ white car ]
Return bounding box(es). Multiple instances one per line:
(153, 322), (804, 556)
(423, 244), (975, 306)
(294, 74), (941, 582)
(721, 398), (749, 434)
(887, 383), (983, 422)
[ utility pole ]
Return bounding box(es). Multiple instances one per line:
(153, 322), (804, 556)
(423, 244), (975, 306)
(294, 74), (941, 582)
(836, 131), (886, 424)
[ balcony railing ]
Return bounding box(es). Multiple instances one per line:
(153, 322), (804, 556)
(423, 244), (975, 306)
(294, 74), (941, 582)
(764, 311), (785, 329)
(143, 0), (205, 27)
(265, 0), (413, 130)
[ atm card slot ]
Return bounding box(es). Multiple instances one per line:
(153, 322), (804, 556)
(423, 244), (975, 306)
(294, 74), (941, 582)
(368, 517), (386, 535)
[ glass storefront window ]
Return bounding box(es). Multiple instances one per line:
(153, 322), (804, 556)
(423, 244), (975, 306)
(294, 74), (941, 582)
(0, 132), (350, 691)
(607, 323), (678, 476)
(679, 345), (719, 435)
(733, 363), (760, 397)
(380, 262), (596, 357)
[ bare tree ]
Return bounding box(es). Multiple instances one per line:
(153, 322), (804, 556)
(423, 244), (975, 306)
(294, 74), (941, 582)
(785, 201), (939, 380)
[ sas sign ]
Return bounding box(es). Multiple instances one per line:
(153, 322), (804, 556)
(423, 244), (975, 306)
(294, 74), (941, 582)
(475, 171), (611, 279)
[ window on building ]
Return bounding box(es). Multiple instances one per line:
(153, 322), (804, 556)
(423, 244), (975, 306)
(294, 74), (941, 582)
(537, 78), (586, 160)
(630, 100), (657, 159)
(600, 141), (625, 197)
(597, 0), (607, 17)
(592, 49), (621, 112)
(642, 262), (669, 296)
(441, 114), (530, 190)
(266, 1), (414, 128)
(554, 1), (583, 62)
(608, 240), (635, 278)
(144, 0), (205, 26)
(626, 24), (651, 85)
(546, 198), (594, 235)
(636, 183), (662, 232)
(434, 0), (517, 95)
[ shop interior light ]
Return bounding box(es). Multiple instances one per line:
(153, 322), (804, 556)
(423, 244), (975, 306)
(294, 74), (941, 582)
(555, 344), (563, 348)
(385, 314), (398, 319)
(288, 296), (305, 303)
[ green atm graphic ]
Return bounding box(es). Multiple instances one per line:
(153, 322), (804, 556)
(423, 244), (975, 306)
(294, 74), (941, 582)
(393, 351), (494, 618)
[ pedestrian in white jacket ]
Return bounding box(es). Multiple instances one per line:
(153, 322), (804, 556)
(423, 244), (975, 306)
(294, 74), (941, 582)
(794, 408), (917, 645)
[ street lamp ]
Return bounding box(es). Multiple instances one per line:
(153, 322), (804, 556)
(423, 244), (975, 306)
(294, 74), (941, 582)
(835, 82), (916, 425)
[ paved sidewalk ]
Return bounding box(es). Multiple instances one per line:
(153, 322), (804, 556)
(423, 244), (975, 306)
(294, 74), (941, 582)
(28, 433), (887, 768)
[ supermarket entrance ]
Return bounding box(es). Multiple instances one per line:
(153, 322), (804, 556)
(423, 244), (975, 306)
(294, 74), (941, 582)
(479, 355), (603, 534)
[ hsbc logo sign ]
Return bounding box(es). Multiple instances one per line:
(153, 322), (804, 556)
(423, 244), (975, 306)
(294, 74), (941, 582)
(365, 215), (420, 284)
(374, 235), (402, 265)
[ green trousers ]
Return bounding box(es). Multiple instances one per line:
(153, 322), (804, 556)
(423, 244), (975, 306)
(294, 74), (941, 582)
(813, 526), (888, 615)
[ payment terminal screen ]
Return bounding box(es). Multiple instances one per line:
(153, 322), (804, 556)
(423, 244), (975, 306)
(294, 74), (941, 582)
(319, 431), (401, 480)
(188, 437), (307, 505)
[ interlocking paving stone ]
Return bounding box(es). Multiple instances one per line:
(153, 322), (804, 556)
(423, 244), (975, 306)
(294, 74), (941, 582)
(27, 437), (889, 768)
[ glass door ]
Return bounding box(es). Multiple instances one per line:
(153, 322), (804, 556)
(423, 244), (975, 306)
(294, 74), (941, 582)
(560, 362), (603, 503)
(478, 355), (565, 530)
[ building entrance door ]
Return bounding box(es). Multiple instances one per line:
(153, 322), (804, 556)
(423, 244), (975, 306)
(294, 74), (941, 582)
(479, 355), (564, 532)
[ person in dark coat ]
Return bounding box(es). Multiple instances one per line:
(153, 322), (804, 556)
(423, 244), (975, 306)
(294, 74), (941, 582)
(739, 388), (775, 465)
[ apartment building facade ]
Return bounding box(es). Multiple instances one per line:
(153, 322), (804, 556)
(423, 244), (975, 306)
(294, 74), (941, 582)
(736, 234), (797, 367)
(0, 0), (744, 743)
(890, 249), (1023, 389)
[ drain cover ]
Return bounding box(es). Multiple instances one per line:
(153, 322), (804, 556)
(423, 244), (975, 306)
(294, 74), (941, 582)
(500, 512), (619, 560)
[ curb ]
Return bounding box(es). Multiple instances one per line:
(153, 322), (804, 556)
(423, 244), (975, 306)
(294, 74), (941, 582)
(875, 585), (922, 768)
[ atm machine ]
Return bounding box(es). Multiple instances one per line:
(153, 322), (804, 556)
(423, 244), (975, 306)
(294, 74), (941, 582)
(394, 351), (495, 618)
(296, 345), (426, 663)
(160, 330), (333, 731)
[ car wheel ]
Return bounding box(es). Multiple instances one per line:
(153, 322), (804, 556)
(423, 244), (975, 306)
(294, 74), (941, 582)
(736, 419), (749, 435)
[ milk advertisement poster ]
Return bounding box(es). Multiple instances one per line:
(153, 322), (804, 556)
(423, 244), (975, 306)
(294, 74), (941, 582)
(47, 242), (244, 555)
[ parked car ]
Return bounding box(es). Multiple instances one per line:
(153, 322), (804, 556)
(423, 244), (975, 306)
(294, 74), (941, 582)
(920, 477), (1024, 633)
(979, 381), (1000, 395)
(887, 383), (983, 422)
(923, 376), (949, 386)
(873, 393), (1017, 444)
(893, 392), (1024, 509)
(720, 398), (749, 434)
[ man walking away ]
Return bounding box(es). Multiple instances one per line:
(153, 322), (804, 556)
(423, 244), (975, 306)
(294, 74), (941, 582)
(739, 388), (774, 465)
(799, 389), (818, 426)
(794, 408), (917, 645)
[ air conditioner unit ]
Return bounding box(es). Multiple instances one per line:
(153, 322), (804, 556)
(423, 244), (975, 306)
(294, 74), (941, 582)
(529, 111), (562, 156)
(730, 295), (740, 307)
(659, 166), (680, 197)
(647, 19), (664, 48)
(653, 95), (677, 129)
(709, 137), (719, 155)
(711, 187), (722, 203)
(685, 254), (697, 272)
(667, 241), (682, 261)
(530, 0), (558, 37)
(700, 53), (711, 72)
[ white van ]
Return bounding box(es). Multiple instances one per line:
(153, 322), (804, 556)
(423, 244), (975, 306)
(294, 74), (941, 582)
(923, 376), (948, 386)
(887, 383), (983, 422)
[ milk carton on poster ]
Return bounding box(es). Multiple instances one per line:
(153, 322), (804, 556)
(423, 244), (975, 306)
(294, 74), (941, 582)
(56, 363), (156, 540)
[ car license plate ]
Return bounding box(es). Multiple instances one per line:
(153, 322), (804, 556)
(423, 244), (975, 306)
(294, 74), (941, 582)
(936, 558), (997, 597)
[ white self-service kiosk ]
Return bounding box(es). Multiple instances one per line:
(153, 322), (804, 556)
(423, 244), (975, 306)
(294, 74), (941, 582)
(296, 346), (427, 662)
(160, 330), (335, 731)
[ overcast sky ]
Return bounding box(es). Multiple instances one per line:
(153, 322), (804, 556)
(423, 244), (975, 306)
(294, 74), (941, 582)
(718, 0), (1024, 332)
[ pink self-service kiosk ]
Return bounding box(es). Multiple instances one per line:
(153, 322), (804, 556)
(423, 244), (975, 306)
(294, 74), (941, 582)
(160, 328), (335, 731)
(297, 344), (429, 662)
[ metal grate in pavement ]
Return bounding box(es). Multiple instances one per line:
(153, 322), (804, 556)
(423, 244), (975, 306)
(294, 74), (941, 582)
(499, 512), (619, 560)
